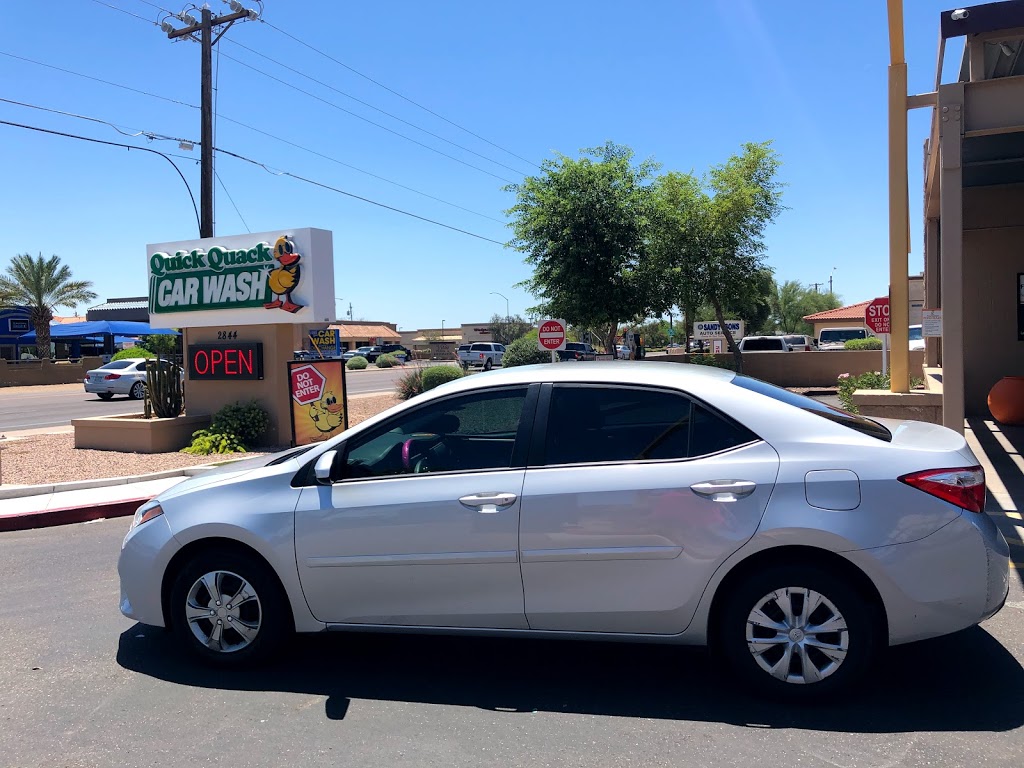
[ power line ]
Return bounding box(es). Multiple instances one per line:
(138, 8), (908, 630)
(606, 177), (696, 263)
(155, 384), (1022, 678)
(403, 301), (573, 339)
(0, 96), (191, 143)
(0, 119), (200, 233)
(0, 50), (198, 109)
(88, 0), (157, 24)
(217, 50), (516, 184)
(259, 18), (539, 170)
(0, 92), (504, 223)
(223, 37), (531, 177)
(215, 146), (506, 246)
(215, 170), (250, 233)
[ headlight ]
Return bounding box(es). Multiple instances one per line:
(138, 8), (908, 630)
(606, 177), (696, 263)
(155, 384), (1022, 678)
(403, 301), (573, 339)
(129, 501), (164, 531)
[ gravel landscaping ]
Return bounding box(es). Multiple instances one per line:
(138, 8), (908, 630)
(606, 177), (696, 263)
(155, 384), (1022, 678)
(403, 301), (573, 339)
(0, 393), (400, 487)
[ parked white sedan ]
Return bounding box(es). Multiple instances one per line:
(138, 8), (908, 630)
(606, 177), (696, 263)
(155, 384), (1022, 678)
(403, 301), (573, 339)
(118, 362), (1008, 698)
(83, 358), (149, 400)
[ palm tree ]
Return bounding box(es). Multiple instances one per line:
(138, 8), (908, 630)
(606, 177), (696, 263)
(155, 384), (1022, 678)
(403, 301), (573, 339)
(0, 253), (97, 360)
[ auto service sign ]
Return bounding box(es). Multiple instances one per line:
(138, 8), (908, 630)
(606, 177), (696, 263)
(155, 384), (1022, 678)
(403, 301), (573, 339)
(537, 319), (567, 351)
(147, 228), (335, 328)
(694, 320), (744, 339)
(865, 297), (890, 335)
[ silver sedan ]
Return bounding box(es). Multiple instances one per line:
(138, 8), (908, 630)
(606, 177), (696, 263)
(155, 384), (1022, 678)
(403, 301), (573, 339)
(83, 358), (150, 400)
(118, 362), (1009, 698)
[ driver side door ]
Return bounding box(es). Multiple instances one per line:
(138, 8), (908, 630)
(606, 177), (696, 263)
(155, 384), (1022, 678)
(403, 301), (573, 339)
(294, 384), (537, 628)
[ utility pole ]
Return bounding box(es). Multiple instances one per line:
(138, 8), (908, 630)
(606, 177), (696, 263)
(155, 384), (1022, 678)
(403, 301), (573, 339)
(162, 3), (259, 238)
(810, 282), (824, 293)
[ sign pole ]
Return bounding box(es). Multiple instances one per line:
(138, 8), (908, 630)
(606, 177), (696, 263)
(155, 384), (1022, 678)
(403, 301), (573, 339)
(882, 334), (889, 375)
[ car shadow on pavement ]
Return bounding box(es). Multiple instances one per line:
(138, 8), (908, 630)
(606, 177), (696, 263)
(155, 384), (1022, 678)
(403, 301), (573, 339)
(117, 623), (1024, 732)
(968, 417), (1024, 588)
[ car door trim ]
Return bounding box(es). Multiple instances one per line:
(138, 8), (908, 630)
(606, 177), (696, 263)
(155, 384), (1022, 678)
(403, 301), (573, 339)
(520, 546), (683, 563)
(305, 550), (520, 567)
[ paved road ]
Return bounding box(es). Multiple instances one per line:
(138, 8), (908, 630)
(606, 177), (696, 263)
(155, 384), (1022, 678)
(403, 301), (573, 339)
(0, 364), (441, 432)
(1, 519), (1022, 768)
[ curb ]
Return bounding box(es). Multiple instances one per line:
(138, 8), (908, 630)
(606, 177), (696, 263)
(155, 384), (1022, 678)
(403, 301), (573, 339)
(0, 497), (147, 533)
(0, 461), (234, 501)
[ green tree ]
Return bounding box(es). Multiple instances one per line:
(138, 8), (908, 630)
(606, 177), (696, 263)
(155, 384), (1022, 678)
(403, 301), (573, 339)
(649, 143), (784, 372)
(139, 333), (181, 357)
(487, 313), (532, 346)
(507, 142), (659, 352)
(768, 280), (841, 335)
(0, 253), (96, 360)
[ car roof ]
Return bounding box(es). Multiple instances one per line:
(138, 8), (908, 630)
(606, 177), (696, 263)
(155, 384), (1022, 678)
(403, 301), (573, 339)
(428, 361), (735, 398)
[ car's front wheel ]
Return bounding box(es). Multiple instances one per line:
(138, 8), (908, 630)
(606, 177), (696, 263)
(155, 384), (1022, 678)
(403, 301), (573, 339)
(129, 381), (146, 400)
(718, 564), (880, 699)
(169, 549), (291, 665)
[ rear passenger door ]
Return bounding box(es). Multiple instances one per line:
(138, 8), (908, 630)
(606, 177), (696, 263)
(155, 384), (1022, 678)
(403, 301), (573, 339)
(519, 384), (780, 635)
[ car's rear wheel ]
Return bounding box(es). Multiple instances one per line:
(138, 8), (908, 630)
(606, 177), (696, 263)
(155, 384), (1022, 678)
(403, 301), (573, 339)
(97, 393), (114, 400)
(718, 564), (879, 699)
(169, 549), (291, 665)
(483, 359), (493, 371)
(129, 381), (146, 400)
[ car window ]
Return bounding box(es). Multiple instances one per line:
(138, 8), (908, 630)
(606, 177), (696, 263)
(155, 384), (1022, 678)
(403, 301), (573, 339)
(342, 387), (528, 479)
(783, 336), (805, 345)
(819, 329), (867, 343)
(909, 326), (923, 341)
(100, 360), (136, 370)
(740, 338), (785, 351)
(543, 385), (747, 466)
(731, 375), (892, 442)
(689, 404), (759, 456)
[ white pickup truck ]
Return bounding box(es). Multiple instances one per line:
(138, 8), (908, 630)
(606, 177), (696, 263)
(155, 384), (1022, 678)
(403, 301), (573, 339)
(460, 342), (505, 370)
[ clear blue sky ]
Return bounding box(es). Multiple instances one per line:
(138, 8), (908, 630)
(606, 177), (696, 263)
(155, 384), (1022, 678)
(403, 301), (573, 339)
(1, 0), (961, 330)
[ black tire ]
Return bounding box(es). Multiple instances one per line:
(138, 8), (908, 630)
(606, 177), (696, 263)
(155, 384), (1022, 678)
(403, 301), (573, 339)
(129, 381), (146, 400)
(97, 393), (114, 400)
(483, 359), (493, 371)
(717, 564), (880, 700)
(169, 549), (292, 666)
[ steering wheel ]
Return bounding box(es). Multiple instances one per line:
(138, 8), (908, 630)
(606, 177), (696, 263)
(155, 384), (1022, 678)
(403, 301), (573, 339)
(401, 434), (439, 473)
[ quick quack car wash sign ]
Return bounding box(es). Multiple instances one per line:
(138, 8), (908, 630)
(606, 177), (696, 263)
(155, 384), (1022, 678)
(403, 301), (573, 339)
(147, 228), (335, 328)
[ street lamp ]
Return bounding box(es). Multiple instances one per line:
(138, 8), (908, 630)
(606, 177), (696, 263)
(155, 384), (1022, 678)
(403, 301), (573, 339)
(490, 291), (510, 320)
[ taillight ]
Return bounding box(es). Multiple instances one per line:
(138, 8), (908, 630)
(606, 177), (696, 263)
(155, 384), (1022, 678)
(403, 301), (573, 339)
(479, 353), (485, 359)
(899, 466), (986, 513)
(104, 373), (121, 380)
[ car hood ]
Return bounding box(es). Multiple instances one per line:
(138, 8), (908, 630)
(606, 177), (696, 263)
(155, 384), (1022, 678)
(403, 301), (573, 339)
(155, 447), (309, 501)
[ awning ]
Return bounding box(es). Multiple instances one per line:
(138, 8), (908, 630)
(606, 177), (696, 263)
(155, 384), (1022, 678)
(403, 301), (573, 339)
(18, 320), (180, 342)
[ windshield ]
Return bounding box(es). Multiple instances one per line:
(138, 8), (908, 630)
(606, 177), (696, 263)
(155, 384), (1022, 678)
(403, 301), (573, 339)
(731, 375), (892, 442)
(909, 326), (923, 341)
(819, 329), (867, 343)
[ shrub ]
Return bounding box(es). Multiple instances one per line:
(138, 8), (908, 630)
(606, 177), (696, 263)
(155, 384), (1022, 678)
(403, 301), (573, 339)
(687, 353), (734, 370)
(396, 367), (425, 400)
(421, 365), (464, 392)
(375, 354), (396, 368)
(182, 429), (246, 455)
(210, 400), (270, 445)
(347, 356), (368, 370)
(111, 347), (155, 362)
(837, 371), (890, 412)
(502, 335), (550, 367)
(845, 337), (883, 350)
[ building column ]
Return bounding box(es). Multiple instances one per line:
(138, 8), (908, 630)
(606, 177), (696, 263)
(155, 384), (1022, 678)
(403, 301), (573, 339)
(924, 217), (941, 367)
(938, 83), (965, 433)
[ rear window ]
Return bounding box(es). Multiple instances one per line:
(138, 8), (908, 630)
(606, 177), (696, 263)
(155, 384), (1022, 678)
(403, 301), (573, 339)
(741, 338), (786, 351)
(731, 376), (892, 442)
(783, 336), (808, 345)
(100, 360), (136, 370)
(820, 329), (867, 343)
(470, 343), (492, 351)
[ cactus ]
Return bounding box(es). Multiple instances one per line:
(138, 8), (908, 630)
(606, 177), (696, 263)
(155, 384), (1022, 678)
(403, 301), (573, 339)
(145, 355), (184, 418)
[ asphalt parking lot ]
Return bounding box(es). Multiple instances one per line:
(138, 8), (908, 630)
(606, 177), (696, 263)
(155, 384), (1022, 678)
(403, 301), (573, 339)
(1, 517), (1023, 768)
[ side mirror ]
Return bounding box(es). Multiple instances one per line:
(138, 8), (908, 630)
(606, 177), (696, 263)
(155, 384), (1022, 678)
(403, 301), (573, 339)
(314, 450), (338, 485)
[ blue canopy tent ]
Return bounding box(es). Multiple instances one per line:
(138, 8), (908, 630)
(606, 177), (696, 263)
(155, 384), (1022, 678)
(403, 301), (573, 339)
(18, 320), (179, 358)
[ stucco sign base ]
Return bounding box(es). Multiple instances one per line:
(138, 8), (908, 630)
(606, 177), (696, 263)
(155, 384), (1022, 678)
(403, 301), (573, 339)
(73, 413), (211, 453)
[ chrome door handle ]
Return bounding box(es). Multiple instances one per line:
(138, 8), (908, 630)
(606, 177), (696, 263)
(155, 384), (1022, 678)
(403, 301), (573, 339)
(458, 492), (518, 514)
(690, 480), (756, 502)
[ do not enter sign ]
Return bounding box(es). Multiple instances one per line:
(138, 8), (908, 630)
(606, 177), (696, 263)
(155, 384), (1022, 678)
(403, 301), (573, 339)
(865, 297), (890, 335)
(537, 319), (567, 351)
(291, 364), (327, 405)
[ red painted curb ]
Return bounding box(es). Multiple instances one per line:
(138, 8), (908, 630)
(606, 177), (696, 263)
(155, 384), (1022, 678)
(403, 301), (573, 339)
(0, 498), (150, 533)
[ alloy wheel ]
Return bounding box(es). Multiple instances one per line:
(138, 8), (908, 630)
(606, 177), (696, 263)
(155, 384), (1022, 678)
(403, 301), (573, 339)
(184, 570), (262, 653)
(745, 587), (849, 685)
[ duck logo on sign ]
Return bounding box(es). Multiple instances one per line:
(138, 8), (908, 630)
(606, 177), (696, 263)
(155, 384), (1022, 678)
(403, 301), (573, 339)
(149, 234), (304, 314)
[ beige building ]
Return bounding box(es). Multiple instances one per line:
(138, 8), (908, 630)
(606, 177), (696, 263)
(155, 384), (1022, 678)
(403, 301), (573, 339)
(920, 4), (1024, 427)
(400, 322), (495, 356)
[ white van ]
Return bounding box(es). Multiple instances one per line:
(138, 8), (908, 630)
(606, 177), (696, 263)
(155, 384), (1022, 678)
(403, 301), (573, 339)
(817, 327), (872, 350)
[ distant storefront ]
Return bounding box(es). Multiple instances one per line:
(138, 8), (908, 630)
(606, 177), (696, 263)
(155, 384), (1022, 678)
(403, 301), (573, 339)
(0, 306), (31, 360)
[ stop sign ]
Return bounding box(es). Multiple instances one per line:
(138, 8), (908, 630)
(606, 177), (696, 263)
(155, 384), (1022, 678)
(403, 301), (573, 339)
(865, 297), (890, 335)
(291, 364), (327, 405)
(537, 319), (567, 351)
